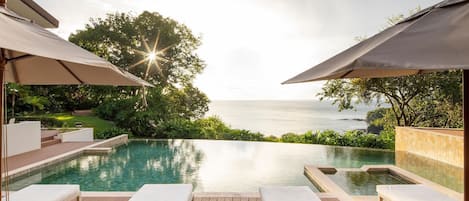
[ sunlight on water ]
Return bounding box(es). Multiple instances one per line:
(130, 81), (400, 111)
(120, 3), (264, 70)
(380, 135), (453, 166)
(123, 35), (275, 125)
(7, 140), (395, 192)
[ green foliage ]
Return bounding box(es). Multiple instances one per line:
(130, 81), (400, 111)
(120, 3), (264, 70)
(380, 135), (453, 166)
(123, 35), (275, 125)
(68, 11), (209, 136)
(377, 127), (396, 150)
(7, 11), (209, 138)
(194, 116), (230, 139)
(366, 108), (392, 134)
(96, 127), (130, 139)
(320, 71), (462, 128)
(156, 118), (202, 139)
(222, 129), (264, 141)
(15, 116), (63, 128)
(276, 129), (391, 149)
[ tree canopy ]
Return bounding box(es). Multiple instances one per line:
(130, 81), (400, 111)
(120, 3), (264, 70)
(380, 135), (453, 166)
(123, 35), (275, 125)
(8, 11), (210, 136)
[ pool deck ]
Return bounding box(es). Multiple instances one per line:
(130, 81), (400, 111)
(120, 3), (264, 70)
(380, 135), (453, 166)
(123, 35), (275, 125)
(80, 192), (340, 201)
(2, 135), (128, 179)
(1, 142), (94, 172)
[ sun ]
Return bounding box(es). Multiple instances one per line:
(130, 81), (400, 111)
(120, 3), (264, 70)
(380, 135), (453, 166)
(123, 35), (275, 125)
(129, 32), (172, 79)
(147, 51), (157, 62)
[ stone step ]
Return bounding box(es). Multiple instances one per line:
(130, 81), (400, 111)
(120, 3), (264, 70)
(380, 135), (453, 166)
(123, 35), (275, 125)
(41, 135), (55, 142)
(41, 130), (60, 142)
(41, 139), (61, 148)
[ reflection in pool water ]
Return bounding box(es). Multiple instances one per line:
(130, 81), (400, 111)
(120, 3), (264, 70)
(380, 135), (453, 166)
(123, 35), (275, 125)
(326, 171), (412, 195)
(8, 140), (395, 192)
(395, 151), (463, 193)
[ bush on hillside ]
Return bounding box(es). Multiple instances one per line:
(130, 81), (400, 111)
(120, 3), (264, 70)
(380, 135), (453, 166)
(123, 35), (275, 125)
(15, 116), (63, 128)
(95, 127), (130, 139)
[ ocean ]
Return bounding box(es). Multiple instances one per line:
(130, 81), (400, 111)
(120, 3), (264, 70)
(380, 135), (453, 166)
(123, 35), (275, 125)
(206, 100), (378, 136)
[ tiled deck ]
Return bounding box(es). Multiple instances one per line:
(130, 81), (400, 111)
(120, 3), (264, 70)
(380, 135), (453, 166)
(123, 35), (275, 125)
(80, 192), (340, 201)
(81, 192), (262, 201)
(2, 142), (94, 172)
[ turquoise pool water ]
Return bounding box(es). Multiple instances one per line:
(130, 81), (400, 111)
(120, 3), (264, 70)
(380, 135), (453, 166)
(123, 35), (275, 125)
(326, 171), (412, 195)
(8, 140), (395, 192)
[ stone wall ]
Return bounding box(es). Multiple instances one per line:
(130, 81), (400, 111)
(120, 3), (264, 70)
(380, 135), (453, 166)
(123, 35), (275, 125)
(58, 128), (94, 142)
(94, 134), (128, 148)
(395, 127), (463, 168)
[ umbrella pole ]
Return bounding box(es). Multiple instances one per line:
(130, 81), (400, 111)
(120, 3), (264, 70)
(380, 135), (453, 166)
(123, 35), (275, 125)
(0, 0), (5, 197)
(0, 50), (4, 200)
(464, 70), (469, 201)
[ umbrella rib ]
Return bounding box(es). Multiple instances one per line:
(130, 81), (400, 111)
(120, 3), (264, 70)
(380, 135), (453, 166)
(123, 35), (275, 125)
(6, 54), (33, 63)
(340, 70), (353, 78)
(56, 60), (84, 84)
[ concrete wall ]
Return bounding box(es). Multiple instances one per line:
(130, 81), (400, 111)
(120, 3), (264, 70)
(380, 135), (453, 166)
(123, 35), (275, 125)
(2, 121), (41, 157)
(94, 134), (128, 148)
(395, 127), (463, 168)
(58, 128), (94, 142)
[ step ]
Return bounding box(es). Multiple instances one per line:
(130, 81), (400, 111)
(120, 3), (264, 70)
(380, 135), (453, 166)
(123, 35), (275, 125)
(41, 130), (60, 142)
(41, 139), (61, 148)
(41, 135), (55, 142)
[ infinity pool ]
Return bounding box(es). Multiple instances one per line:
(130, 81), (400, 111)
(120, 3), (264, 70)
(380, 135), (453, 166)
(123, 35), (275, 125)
(8, 140), (395, 192)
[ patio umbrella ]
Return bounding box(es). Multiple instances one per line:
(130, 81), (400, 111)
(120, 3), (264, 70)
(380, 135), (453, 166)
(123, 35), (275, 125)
(0, 3), (152, 196)
(283, 0), (468, 199)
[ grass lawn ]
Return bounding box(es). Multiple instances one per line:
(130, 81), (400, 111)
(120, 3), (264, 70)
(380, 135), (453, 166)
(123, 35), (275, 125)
(39, 113), (115, 134)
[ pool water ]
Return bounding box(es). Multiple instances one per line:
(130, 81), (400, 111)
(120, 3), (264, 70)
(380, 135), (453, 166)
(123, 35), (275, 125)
(8, 140), (395, 192)
(326, 171), (413, 195)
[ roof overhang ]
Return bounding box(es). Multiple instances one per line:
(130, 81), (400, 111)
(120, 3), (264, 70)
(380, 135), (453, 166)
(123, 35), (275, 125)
(6, 0), (58, 28)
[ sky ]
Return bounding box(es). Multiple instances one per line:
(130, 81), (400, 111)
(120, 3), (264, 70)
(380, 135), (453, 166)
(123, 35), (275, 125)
(36, 0), (440, 100)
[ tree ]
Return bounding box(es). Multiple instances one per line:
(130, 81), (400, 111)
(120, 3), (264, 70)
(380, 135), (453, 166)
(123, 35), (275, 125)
(319, 9), (462, 128)
(68, 12), (209, 136)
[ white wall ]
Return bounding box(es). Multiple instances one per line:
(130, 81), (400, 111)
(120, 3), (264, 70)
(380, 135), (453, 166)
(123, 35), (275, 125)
(2, 121), (41, 158)
(58, 128), (94, 142)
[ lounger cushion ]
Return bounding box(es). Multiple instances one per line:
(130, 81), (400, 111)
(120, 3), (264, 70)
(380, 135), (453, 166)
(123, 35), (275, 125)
(3, 184), (80, 201)
(129, 184), (192, 201)
(376, 184), (457, 201)
(260, 186), (321, 201)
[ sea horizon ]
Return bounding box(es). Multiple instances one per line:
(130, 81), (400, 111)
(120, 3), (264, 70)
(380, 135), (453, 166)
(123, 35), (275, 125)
(206, 100), (379, 136)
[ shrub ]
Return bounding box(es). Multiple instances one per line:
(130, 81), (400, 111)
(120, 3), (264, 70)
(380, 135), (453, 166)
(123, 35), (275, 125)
(15, 116), (63, 128)
(194, 116), (229, 139)
(223, 129), (264, 141)
(96, 127), (130, 139)
(156, 118), (201, 139)
(281, 133), (304, 143)
(316, 130), (341, 145)
(378, 127), (395, 150)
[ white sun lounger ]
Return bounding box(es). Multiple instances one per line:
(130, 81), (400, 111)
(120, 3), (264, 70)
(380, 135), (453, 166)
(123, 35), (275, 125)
(129, 184), (193, 201)
(376, 184), (457, 201)
(2, 184), (80, 201)
(260, 186), (321, 201)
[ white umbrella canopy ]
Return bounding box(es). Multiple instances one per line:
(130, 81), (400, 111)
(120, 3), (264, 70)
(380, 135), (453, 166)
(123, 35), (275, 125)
(284, 0), (468, 199)
(0, 6), (152, 86)
(0, 3), (152, 197)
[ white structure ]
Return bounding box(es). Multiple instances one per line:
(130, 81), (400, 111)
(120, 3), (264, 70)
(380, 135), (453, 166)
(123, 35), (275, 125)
(2, 121), (41, 157)
(57, 128), (93, 142)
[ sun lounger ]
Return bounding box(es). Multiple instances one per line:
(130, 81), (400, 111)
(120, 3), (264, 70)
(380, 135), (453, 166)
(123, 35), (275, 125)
(376, 184), (457, 201)
(129, 184), (193, 201)
(259, 186), (321, 201)
(2, 184), (80, 201)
